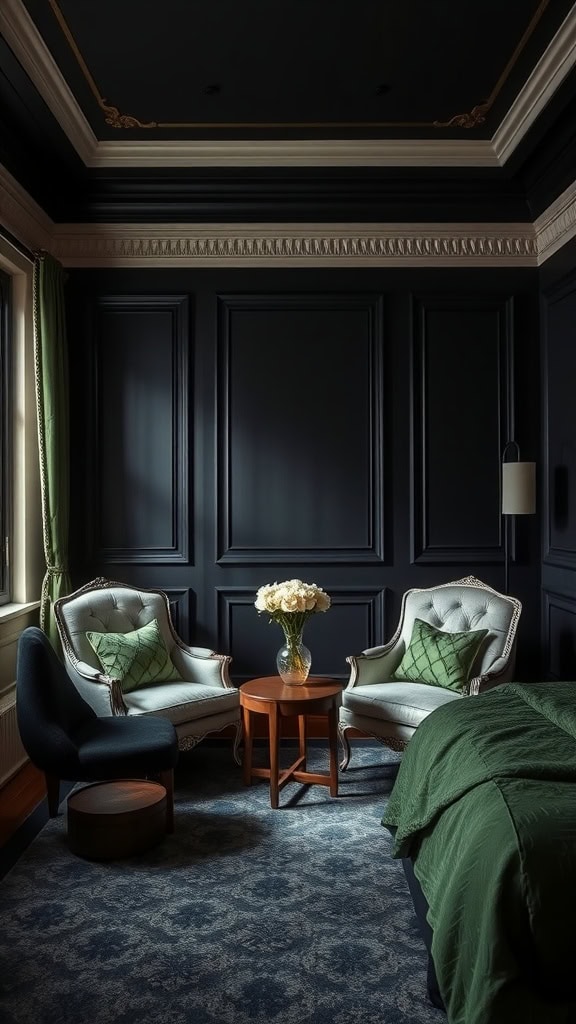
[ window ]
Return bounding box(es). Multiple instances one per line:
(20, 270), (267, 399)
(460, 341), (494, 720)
(0, 269), (11, 604)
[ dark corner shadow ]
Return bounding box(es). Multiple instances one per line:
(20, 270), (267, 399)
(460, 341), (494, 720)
(278, 773), (400, 809)
(2, 807), (268, 876)
(340, 761), (401, 775)
(0, 782), (75, 881)
(281, 787), (397, 809)
(121, 810), (269, 872)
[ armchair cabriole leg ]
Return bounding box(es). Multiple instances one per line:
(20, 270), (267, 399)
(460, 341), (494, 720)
(338, 726), (352, 771)
(45, 774), (60, 816)
(232, 720), (243, 766)
(159, 769), (175, 833)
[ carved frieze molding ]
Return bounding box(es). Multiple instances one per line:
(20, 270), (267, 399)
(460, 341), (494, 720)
(534, 179), (576, 263)
(49, 225), (538, 267)
(2, 163), (575, 269)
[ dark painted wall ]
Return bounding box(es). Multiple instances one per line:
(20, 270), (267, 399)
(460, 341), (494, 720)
(540, 235), (576, 678)
(66, 266), (541, 683)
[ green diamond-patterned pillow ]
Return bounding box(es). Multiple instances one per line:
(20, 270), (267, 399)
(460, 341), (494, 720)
(86, 618), (181, 694)
(390, 617), (489, 692)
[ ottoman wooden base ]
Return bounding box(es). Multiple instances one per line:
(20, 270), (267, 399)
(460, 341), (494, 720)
(67, 780), (168, 860)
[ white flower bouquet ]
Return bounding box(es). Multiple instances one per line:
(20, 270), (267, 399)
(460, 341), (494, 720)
(255, 579), (331, 683)
(255, 578), (331, 629)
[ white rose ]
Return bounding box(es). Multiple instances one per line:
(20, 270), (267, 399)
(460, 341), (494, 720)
(256, 579), (331, 616)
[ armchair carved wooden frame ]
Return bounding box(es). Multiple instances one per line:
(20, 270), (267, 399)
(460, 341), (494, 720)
(54, 577), (242, 762)
(338, 576), (522, 770)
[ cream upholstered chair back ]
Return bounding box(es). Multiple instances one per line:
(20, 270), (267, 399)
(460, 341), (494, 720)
(54, 577), (242, 761)
(339, 576), (521, 769)
(393, 577), (520, 688)
(56, 583), (177, 677)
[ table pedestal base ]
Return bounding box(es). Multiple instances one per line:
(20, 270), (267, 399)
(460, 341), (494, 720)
(240, 677), (342, 808)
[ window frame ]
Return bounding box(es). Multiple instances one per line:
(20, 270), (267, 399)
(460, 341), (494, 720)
(0, 268), (12, 604)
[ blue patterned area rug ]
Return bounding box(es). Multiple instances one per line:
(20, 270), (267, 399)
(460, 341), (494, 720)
(0, 744), (443, 1024)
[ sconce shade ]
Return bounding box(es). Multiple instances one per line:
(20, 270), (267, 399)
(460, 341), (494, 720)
(502, 461), (536, 515)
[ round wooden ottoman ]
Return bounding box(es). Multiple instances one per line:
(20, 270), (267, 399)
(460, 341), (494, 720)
(67, 780), (168, 860)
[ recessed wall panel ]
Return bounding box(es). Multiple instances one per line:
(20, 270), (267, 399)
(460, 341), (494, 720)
(543, 590), (576, 680)
(95, 295), (189, 563)
(217, 587), (387, 682)
(412, 296), (510, 563)
(162, 588), (193, 643)
(217, 294), (384, 564)
(543, 279), (576, 570)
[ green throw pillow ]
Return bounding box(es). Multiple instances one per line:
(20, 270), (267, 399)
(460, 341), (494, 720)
(86, 617), (181, 693)
(390, 617), (489, 692)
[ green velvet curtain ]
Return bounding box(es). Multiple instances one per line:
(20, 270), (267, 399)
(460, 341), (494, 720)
(33, 252), (72, 648)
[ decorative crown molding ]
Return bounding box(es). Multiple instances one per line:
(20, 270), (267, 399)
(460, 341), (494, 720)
(89, 139), (498, 169)
(2, 163), (574, 269)
(49, 223), (538, 267)
(534, 179), (576, 261)
(494, 4), (576, 164)
(2, 0), (575, 169)
(0, 0), (96, 167)
(0, 167), (52, 254)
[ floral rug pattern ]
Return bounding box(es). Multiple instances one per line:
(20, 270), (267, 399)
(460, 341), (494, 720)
(0, 744), (444, 1024)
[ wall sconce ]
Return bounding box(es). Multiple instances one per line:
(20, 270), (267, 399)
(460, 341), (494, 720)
(501, 441), (536, 594)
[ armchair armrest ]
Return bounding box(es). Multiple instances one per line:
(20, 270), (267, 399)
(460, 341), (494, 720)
(346, 641), (403, 688)
(186, 645), (217, 658)
(66, 660), (128, 715)
(465, 655), (514, 696)
(172, 643), (234, 689)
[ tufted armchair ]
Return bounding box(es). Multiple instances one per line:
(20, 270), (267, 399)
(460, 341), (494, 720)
(54, 578), (242, 762)
(339, 576), (521, 769)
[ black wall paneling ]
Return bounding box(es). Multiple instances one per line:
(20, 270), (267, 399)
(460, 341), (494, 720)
(162, 588), (194, 644)
(542, 589), (576, 680)
(94, 294), (190, 564)
(411, 294), (512, 565)
(216, 586), (387, 683)
(216, 293), (385, 565)
(541, 274), (576, 571)
(540, 267), (576, 680)
(66, 266), (541, 681)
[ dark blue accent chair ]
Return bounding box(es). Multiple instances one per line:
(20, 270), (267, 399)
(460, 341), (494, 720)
(16, 626), (179, 831)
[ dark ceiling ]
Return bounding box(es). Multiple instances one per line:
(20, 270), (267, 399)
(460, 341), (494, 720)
(1, 0), (576, 223)
(13, 0), (576, 139)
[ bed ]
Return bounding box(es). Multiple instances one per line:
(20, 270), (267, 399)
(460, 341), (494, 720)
(382, 680), (576, 1024)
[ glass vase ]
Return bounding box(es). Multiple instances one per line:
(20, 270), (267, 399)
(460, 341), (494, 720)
(276, 632), (312, 685)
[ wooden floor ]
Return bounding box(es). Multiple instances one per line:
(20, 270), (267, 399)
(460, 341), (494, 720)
(0, 762), (45, 847)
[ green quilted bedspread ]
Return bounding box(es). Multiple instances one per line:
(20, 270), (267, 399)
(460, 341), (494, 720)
(382, 682), (576, 1024)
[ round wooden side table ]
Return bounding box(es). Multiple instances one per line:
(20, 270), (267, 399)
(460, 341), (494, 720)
(67, 779), (168, 860)
(239, 676), (343, 808)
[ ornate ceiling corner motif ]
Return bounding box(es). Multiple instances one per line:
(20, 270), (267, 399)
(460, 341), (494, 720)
(100, 99), (157, 130)
(433, 102), (490, 129)
(47, 0), (157, 130)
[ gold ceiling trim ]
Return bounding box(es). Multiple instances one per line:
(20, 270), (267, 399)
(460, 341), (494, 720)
(434, 0), (551, 128)
(47, 0), (551, 132)
(101, 102), (156, 131)
(47, 0), (157, 129)
(434, 103), (490, 130)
